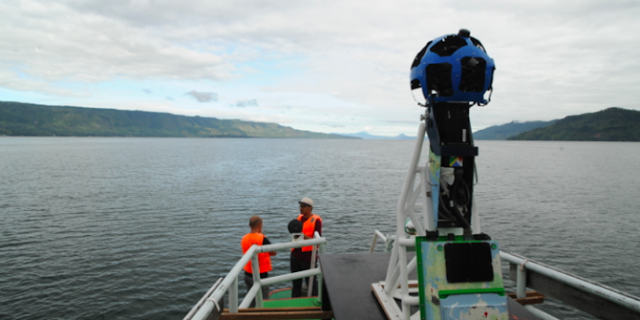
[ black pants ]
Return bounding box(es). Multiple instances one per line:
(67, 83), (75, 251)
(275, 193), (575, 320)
(243, 271), (270, 307)
(290, 252), (318, 297)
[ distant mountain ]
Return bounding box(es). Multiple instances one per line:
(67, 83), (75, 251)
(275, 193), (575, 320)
(474, 120), (557, 140)
(339, 132), (416, 140)
(509, 107), (640, 141)
(0, 101), (355, 139)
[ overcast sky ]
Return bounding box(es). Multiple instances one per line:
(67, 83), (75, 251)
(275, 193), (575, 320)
(2, 0), (639, 136)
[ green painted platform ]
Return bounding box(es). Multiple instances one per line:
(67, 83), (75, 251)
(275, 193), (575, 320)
(261, 288), (326, 319)
(263, 297), (320, 308)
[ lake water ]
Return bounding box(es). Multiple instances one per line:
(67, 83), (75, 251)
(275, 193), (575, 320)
(1, 137), (639, 320)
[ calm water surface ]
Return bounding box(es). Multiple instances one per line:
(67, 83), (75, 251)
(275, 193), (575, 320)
(1, 138), (639, 320)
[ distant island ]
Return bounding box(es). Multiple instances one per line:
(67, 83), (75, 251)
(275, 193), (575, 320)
(508, 107), (640, 141)
(0, 101), (355, 139)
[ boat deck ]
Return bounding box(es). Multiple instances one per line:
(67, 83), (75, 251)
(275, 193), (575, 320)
(319, 252), (541, 320)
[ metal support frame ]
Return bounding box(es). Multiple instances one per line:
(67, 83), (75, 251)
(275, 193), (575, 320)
(374, 119), (485, 320)
(374, 123), (428, 320)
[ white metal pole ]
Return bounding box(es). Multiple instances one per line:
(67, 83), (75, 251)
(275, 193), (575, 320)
(239, 283), (260, 309)
(386, 122), (426, 298)
(307, 244), (318, 297)
(470, 197), (481, 234)
(258, 238), (325, 252)
(419, 166), (436, 231)
(260, 268), (321, 286)
(183, 278), (222, 320)
(229, 276), (238, 313)
(370, 233), (379, 253)
(251, 253), (263, 307)
(317, 240), (325, 303)
(384, 238), (399, 288)
(398, 246), (411, 320)
(517, 263), (527, 299)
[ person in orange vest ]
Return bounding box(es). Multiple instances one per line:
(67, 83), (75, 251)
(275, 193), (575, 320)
(290, 197), (322, 298)
(241, 215), (277, 306)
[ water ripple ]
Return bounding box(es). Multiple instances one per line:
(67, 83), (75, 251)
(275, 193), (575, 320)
(1, 138), (639, 319)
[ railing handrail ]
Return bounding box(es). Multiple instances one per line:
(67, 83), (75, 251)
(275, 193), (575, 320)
(189, 235), (327, 320)
(370, 230), (388, 253)
(183, 277), (222, 320)
(500, 251), (640, 314)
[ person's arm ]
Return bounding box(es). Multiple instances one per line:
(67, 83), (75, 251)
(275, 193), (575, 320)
(315, 219), (322, 237)
(263, 237), (277, 256)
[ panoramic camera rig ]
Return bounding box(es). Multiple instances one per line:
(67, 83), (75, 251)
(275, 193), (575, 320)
(410, 28), (495, 237)
(373, 30), (507, 320)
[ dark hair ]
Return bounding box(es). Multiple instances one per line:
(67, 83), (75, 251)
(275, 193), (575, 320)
(249, 216), (262, 228)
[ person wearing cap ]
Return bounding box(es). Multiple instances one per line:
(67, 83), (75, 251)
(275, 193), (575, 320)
(241, 215), (277, 306)
(290, 197), (322, 297)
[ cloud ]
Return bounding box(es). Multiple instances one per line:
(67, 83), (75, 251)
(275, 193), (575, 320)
(2, 0), (640, 135)
(185, 90), (218, 103)
(229, 99), (258, 108)
(143, 89), (152, 94)
(0, 1), (233, 83)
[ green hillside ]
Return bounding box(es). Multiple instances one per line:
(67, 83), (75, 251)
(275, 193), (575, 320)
(474, 120), (556, 140)
(0, 101), (353, 139)
(509, 107), (640, 141)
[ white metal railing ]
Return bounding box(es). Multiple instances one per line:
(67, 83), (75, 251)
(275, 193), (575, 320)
(500, 251), (640, 317)
(183, 278), (223, 320)
(186, 232), (326, 320)
(369, 230), (388, 253)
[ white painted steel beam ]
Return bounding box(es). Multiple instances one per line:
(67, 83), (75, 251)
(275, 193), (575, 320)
(239, 283), (261, 309)
(370, 230), (387, 253)
(398, 236), (416, 247)
(258, 237), (326, 252)
(501, 251), (640, 313)
(183, 278), (222, 320)
(250, 254), (263, 307)
(260, 268), (321, 286)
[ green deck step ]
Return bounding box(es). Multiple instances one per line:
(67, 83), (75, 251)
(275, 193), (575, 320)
(261, 288), (329, 320)
(263, 297), (320, 308)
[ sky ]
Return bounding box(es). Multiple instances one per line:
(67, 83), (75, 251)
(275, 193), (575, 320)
(1, 0), (639, 136)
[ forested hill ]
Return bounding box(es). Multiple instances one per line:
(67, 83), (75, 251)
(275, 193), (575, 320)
(0, 101), (353, 138)
(508, 107), (640, 141)
(474, 120), (556, 140)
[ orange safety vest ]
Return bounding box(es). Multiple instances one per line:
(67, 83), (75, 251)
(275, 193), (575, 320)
(298, 214), (322, 252)
(241, 233), (272, 274)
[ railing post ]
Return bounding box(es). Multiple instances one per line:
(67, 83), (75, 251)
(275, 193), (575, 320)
(370, 233), (379, 253)
(229, 276), (238, 313)
(517, 260), (527, 299)
(317, 242), (325, 303)
(307, 232), (320, 297)
(251, 252), (264, 307)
